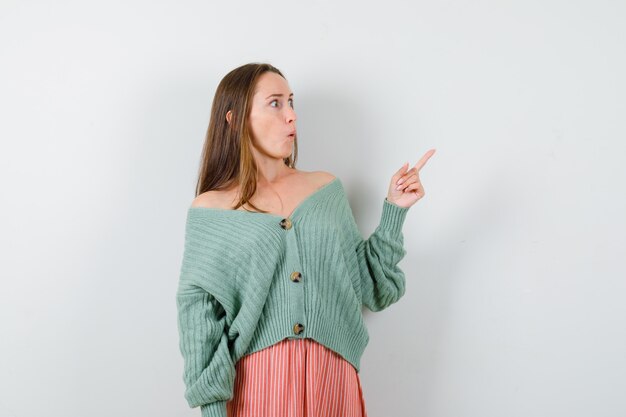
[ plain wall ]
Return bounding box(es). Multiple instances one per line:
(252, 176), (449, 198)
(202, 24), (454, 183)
(1, 0), (625, 416)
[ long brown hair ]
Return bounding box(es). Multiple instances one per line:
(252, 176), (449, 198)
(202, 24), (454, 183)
(194, 62), (299, 212)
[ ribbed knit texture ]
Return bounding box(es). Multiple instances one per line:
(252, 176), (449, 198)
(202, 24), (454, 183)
(176, 177), (410, 416)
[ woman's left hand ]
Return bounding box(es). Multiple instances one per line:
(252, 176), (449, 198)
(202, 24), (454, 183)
(386, 149), (436, 208)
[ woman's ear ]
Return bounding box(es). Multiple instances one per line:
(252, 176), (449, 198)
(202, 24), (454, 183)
(226, 110), (232, 125)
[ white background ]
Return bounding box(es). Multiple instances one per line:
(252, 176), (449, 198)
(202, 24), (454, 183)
(1, 0), (625, 416)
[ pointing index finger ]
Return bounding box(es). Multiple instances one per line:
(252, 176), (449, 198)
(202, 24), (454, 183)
(414, 149), (436, 172)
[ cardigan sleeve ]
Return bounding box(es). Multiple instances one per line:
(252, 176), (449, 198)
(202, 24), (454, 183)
(350, 197), (411, 312)
(176, 223), (236, 417)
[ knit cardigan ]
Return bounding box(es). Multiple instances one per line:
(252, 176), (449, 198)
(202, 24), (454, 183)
(176, 176), (410, 417)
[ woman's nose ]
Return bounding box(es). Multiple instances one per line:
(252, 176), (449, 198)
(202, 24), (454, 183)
(285, 107), (297, 123)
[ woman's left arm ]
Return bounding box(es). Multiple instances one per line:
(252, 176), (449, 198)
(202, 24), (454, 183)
(348, 149), (436, 312)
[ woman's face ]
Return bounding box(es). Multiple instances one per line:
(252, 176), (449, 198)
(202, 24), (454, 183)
(246, 72), (297, 159)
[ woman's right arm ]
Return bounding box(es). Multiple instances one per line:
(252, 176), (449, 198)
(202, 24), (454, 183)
(176, 211), (236, 417)
(177, 280), (236, 417)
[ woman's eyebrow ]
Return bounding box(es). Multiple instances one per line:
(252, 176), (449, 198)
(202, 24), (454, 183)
(265, 93), (294, 99)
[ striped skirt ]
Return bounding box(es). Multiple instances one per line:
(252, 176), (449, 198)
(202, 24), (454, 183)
(226, 337), (368, 417)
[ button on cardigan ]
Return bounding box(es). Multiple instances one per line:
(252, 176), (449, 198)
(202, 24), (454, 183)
(176, 177), (410, 417)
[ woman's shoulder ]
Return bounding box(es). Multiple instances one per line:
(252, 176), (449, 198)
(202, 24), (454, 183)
(309, 170), (337, 185)
(191, 188), (235, 209)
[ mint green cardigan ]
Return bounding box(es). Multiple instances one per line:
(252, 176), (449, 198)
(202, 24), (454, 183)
(176, 177), (410, 417)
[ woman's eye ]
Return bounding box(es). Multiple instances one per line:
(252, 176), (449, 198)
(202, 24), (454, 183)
(270, 99), (294, 108)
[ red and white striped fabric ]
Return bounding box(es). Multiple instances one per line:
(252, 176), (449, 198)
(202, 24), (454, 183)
(226, 337), (368, 417)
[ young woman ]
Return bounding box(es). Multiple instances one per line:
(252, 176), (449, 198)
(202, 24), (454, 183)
(176, 62), (435, 417)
